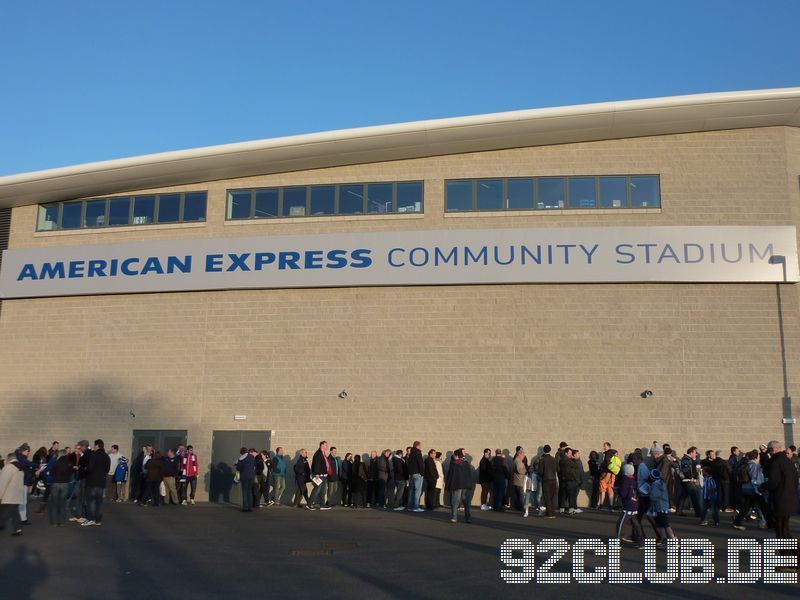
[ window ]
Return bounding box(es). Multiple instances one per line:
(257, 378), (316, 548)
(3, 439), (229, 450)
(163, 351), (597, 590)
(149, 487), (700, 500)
(396, 182), (423, 213)
(630, 176), (660, 208)
(568, 177), (596, 209)
(183, 192), (207, 222)
(61, 202), (82, 229)
(228, 190), (252, 220)
(538, 178), (565, 209)
(37, 203), (59, 231)
(506, 178), (534, 210)
(109, 197), (131, 226)
(83, 199), (106, 227)
(477, 179), (503, 210)
(599, 177), (627, 209)
(367, 183), (392, 214)
(282, 187), (307, 217)
(310, 185), (335, 216)
(133, 196), (155, 225)
(445, 176), (660, 212)
(227, 181), (423, 220)
(254, 189), (278, 218)
(445, 180), (473, 211)
(157, 194), (181, 223)
(339, 184), (364, 215)
(36, 192), (207, 231)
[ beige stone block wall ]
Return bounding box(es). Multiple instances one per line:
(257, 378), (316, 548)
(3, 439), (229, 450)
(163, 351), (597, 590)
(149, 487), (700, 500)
(1, 126), (798, 503)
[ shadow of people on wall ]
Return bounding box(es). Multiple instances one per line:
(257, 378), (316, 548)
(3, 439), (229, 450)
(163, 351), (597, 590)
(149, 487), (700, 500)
(208, 462), (234, 504)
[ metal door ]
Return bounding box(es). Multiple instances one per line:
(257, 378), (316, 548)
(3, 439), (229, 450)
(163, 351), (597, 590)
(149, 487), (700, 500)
(131, 429), (188, 456)
(209, 430), (271, 505)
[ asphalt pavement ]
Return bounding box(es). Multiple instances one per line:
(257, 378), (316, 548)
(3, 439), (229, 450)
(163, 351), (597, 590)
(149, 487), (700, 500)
(0, 500), (798, 599)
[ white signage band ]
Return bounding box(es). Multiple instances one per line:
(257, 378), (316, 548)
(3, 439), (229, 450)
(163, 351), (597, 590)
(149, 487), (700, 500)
(0, 226), (797, 299)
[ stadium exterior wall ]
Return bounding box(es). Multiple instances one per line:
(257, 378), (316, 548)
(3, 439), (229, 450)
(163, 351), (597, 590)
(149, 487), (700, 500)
(1, 125), (799, 503)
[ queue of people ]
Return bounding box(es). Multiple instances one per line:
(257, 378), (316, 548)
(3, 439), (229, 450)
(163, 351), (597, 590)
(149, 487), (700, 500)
(2, 436), (798, 545)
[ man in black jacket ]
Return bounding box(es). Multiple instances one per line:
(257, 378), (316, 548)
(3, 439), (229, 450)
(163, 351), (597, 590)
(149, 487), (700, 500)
(293, 449), (311, 509)
(406, 441), (425, 512)
(82, 440), (111, 527)
(445, 448), (475, 523)
(309, 441), (331, 510)
(391, 450), (408, 511)
(491, 449), (509, 512)
(538, 445), (559, 518)
(763, 440), (799, 541)
(423, 450), (439, 510)
(478, 448), (492, 510)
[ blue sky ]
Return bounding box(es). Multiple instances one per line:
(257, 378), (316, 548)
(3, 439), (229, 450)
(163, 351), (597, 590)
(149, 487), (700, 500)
(0, 1), (798, 176)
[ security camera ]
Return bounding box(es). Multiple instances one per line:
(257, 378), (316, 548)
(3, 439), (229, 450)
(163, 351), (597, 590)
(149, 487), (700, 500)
(338, 390), (348, 399)
(640, 390), (653, 398)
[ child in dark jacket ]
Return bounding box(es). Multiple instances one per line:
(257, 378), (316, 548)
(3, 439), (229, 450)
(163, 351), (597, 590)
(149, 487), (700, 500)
(615, 464), (643, 546)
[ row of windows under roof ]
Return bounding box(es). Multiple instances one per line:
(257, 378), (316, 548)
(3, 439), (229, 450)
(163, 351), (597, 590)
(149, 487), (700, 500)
(34, 176), (661, 232)
(445, 176), (660, 211)
(37, 192), (207, 231)
(227, 181), (424, 219)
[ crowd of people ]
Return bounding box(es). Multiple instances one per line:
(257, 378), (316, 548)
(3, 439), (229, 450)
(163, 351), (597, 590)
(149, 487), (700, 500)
(1, 436), (798, 550)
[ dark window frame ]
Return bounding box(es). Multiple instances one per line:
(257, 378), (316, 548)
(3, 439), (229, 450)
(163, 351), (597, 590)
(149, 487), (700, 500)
(36, 191), (207, 231)
(445, 175), (661, 212)
(226, 181), (424, 221)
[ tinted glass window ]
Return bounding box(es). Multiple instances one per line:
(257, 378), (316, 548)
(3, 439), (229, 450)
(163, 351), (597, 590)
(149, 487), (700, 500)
(37, 204), (59, 230)
(108, 197), (130, 226)
(61, 202), (82, 229)
(339, 184), (364, 215)
(229, 190), (252, 220)
(396, 182), (423, 213)
(631, 176), (660, 208)
(283, 187), (307, 217)
(568, 177), (596, 209)
(367, 183), (393, 213)
(310, 186), (335, 216)
(538, 178), (564, 209)
(133, 196), (155, 225)
(157, 194), (181, 223)
(506, 178), (534, 210)
(182, 192), (207, 222)
(446, 180), (473, 211)
(599, 177), (627, 208)
(477, 179), (503, 210)
(254, 189), (278, 218)
(83, 199), (106, 227)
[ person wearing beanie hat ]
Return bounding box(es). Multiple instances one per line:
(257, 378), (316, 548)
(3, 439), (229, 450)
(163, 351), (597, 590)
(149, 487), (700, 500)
(648, 469), (676, 545)
(615, 463), (643, 546)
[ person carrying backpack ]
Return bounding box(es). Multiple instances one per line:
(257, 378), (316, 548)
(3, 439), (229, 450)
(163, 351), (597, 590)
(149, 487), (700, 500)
(596, 442), (621, 510)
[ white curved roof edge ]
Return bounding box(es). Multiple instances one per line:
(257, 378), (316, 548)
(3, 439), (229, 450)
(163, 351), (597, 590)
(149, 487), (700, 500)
(1, 87), (799, 209)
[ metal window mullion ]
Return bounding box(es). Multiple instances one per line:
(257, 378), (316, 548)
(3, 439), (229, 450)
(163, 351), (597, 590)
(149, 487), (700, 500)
(334, 185), (340, 215)
(391, 183), (397, 214)
(533, 178), (538, 210)
(305, 186), (310, 217)
(154, 195), (160, 224)
(362, 184), (367, 214)
(250, 190), (256, 219)
(79, 200), (87, 229)
(502, 179), (508, 210)
(626, 176), (632, 208)
(563, 177), (569, 209)
(103, 198), (110, 228)
(178, 193), (185, 222)
(472, 180), (477, 211)
(278, 188), (284, 217)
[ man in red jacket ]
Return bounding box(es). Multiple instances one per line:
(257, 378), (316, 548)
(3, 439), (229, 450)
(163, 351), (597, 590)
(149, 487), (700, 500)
(179, 445), (200, 505)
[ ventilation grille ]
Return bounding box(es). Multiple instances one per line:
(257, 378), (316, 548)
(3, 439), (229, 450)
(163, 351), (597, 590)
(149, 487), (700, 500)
(0, 208), (11, 317)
